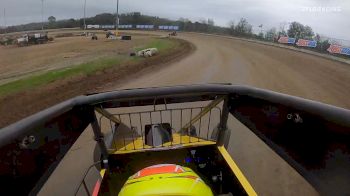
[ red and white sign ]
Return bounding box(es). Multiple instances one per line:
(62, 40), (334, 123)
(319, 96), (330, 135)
(296, 39), (317, 47)
(278, 37), (288, 43)
(327, 44), (342, 54)
(278, 36), (296, 44)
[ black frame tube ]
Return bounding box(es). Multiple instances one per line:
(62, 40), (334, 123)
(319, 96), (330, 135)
(1, 84), (350, 147)
(217, 96), (230, 146)
(1, 84), (350, 195)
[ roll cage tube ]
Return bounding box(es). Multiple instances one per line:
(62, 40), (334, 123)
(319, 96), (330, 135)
(0, 84), (349, 195)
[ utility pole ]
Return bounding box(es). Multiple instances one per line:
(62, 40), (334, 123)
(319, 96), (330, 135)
(3, 8), (6, 34)
(83, 0), (86, 30)
(41, 0), (44, 31)
(116, 0), (119, 32)
(259, 24), (263, 34)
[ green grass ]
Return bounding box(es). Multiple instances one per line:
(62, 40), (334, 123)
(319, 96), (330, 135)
(0, 38), (179, 96)
(0, 57), (124, 96)
(135, 38), (177, 52)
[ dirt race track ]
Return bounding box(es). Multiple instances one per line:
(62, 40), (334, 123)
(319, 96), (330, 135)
(111, 32), (350, 109)
(107, 32), (350, 195)
(106, 31), (350, 195)
(13, 31), (350, 195)
(0, 33), (153, 85)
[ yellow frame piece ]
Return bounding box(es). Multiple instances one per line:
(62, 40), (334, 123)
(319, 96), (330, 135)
(105, 133), (256, 195)
(100, 169), (106, 178)
(217, 146), (257, 196)
(109, 133), (215, 154)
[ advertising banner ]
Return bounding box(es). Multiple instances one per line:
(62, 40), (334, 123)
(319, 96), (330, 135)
(101, 25), (115, 29)
(136, 25), (153, 29)
(327, 45), (350, 56)
(278, 36), (296, 44)
(296, 39), (317, 48)
(87, 25), (100, 29)
(158, 26), (179, 31)
(118, 25), (132, 29)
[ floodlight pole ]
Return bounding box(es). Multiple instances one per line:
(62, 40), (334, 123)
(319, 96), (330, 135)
(116, 0), (119, 31)
(41, 0), (44, 31)
(83, 0), (86, 30)
(3, 8), (6, 34)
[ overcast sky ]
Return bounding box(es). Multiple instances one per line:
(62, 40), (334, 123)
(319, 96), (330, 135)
(1, 0), (349, 40)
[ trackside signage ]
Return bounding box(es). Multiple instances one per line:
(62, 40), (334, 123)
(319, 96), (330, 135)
(296, 39), (317, 48)
(118, 25), (133, 29)
(327, 45), (350, 56)
(278, 37), (296, 44)
(159, 26), (179, 31)
(101, 25), (114, 29)
(136, 25), (154, 29)
(277, 36), (349, 57)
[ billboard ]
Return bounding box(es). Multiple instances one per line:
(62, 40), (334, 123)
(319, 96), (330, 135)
(278, 36), (296, 44)
(158, 26), (179, 31)
(327, 45), (350, 56)
(296, 39), (317, 48)
(118, 24), (132, 29)
(101, 25), (115, 29)
(136, 25), (154, 29)
(87, 25), (100, 29)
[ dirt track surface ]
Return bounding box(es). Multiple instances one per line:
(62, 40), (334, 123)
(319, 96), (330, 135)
(104, 32), (350, 195)
(113, 32), (350, 109)
(0, 34), (153, 84)
(0, 37), (192, 127)
(20, 31), (350, 195)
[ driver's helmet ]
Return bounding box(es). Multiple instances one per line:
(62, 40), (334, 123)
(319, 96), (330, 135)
(119, 164), (213, 196)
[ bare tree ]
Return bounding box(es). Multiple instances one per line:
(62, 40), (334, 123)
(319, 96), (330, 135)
(228, 20), (235, 35)
(278, 22), (288, 36)
(235, 18), (252, 36)
(265, 27), (277, 41)
(207, 18), (214, 26)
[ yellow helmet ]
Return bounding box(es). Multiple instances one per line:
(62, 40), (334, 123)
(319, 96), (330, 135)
(119, 164), (213, 196)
